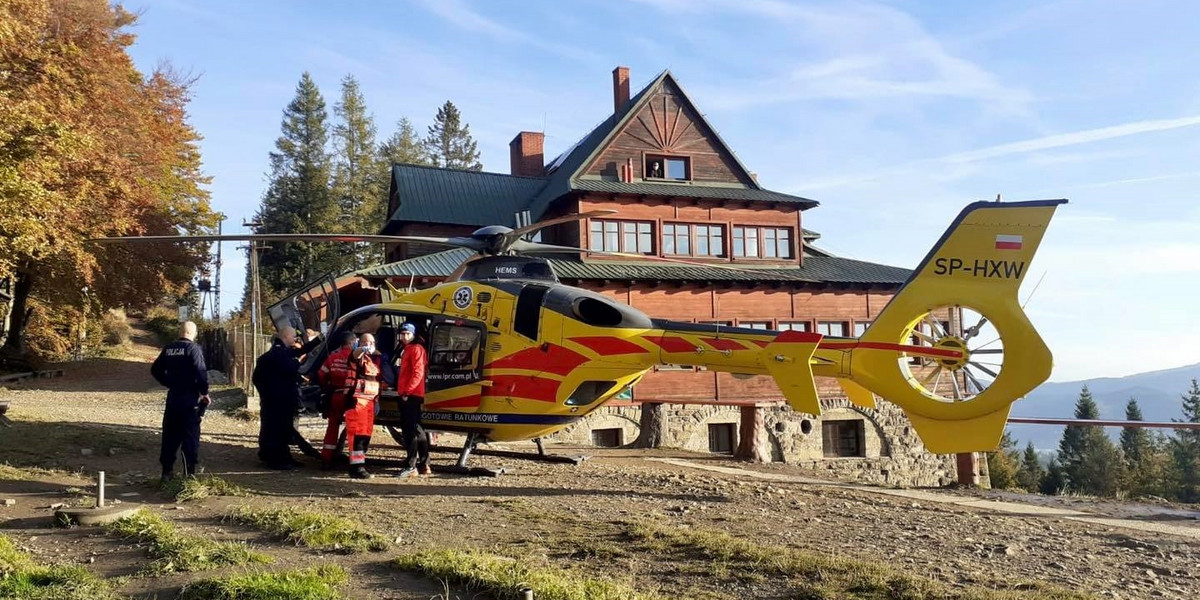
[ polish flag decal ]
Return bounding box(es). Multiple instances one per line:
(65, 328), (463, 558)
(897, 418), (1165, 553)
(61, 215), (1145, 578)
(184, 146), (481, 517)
(995, 234), (1023, 250)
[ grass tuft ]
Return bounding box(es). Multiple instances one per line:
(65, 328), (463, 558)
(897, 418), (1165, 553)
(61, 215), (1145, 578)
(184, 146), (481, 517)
(0, 534), (124, 599)
(161, 475), (248, 502)
(179, 565), (347, 600)
(623, 521), (1095, 600)
(0, 462), (79, 481)
(107, 509), (272, 574)
(228, 506), (389, 553)
(394, 549), (659, 600)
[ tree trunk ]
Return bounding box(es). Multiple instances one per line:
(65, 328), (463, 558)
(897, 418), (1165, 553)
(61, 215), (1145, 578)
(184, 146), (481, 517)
(735, 405), (771, 463)
(630, 402), (668, 449)
(0, 271), (34, 357)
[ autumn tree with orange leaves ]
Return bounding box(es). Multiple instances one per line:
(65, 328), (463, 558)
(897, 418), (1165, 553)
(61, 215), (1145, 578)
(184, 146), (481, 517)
(0, 0), (218, 360)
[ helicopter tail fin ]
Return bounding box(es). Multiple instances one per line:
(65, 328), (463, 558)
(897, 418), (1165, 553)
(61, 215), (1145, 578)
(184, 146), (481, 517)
(845, 199), (1066, 453)
(761, 331), (824, 415)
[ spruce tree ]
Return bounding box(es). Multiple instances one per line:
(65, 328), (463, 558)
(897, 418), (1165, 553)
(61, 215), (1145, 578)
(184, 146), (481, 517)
(1017, 442), (1045, 492)
(1041, 457), (1067, 495)
(380, 117), (432, 166)
(1171, 379), (1200, 502)
(331, 75), (384, 268)
(424, 101), (483, 171)
(254, 72), (339, 299)
(1057, 386), (1122, 496)
(1120, 397), (1167, 497)
(987, 430), (1020, 490)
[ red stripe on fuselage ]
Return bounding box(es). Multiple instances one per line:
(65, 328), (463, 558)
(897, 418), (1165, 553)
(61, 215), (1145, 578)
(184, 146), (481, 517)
(487, 374), (561, 403)
(569, 336), (650, 356)
(701, 338), (747, 351)
(487, 344), (589, 376)
(649, 335), (698, 354)
(425, 394), (482, 410)
(819, 340), (964, 359)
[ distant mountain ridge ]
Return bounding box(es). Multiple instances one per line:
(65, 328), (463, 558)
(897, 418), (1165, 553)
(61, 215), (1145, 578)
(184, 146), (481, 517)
(1006, 363), (1200, 450)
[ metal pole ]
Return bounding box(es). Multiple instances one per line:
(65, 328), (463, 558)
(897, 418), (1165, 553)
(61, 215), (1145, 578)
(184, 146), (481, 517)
(519, 588), (534, 600)
(97, 471), (105, 508)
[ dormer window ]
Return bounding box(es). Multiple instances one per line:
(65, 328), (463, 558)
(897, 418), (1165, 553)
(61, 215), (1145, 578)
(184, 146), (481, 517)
(645, 154), (690, 181)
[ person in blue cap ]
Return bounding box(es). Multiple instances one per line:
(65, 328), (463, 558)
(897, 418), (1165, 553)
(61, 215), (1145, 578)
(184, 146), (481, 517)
(390, 322), (430, 477)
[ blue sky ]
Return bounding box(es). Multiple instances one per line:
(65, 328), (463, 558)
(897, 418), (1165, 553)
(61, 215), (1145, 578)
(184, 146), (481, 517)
(124, 0), (1200, 382)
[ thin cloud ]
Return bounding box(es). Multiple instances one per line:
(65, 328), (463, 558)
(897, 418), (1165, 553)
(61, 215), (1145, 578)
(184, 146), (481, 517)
(797, 114), (1200, 191)
(414, 0), (600, 63)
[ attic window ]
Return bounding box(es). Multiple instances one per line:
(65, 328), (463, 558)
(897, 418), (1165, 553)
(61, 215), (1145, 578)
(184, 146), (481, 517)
(646, 155), (690, 181)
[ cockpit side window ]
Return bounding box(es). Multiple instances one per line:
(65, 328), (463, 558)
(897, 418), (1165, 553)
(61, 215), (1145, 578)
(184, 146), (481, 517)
(514, 284), (548, 340)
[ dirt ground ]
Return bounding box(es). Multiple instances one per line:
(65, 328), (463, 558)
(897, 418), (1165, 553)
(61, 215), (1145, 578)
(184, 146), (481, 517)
(1, 335), (1198, 600)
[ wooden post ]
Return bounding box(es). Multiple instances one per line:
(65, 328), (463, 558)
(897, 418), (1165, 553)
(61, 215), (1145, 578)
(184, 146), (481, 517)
(956, 452), (979, 486)
(630, 402), (668, 448)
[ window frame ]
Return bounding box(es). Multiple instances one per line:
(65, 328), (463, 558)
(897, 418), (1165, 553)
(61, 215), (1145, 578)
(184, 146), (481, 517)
(644, 153), (691, 182)
(590, 218), (654, 254)
(731, 225), (795, 259)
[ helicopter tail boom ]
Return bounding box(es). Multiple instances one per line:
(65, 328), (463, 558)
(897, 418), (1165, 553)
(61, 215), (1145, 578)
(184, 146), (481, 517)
(842, 199), (1066, 453)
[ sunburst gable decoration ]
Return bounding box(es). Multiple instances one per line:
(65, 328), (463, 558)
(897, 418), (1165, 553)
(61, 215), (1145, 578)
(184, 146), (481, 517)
(628, 93), (700, 153)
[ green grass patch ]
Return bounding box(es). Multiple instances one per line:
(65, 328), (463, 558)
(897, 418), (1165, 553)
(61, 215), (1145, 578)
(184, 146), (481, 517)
(228, 506), (389, 553)
(0, 534), (124, 599)
(0, 462), (80, 481)
(624, 521), (1095, 600)
(161, 475), (248, 502)
(394, 549), (659, 600)
(179, 565), (347, 600)
(107, 509), (272, 574)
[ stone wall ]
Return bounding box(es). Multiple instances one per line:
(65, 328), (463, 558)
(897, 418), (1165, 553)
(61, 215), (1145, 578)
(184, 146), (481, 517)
(548, 398), (958, 488)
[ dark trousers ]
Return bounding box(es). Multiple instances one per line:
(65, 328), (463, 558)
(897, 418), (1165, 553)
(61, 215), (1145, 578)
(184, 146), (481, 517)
(161, 406), (201, 476)
(401, 395), (429, 470)
(258, 398), (294, 467)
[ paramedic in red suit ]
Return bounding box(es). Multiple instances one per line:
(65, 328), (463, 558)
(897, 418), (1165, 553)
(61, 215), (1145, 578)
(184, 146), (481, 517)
(393, 322), (429, 478)
(344, 332), (383, 479)
(316, 331), (356, 469)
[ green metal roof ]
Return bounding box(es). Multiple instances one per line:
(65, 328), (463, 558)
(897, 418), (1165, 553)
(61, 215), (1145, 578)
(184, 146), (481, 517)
(384, 164), (548, 231)
(569, 179), (816, 207)
(357, 249), (909, 287)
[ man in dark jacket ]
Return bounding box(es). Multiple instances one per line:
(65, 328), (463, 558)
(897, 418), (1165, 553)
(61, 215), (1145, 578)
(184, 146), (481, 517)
(150, 321), (209, 483)
(253, 325), (322, 470)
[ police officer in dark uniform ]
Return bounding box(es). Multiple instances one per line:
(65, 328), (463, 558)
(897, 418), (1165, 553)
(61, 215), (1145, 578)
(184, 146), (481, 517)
(150, 321), (210, 483)
(252, 325), (322, 470)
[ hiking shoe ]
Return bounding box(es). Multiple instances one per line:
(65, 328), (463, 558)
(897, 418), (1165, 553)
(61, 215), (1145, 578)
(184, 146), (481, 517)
(395, 468), (417, 479)
(349, 466), (373, 479)
(159, 472), (174, 486)
(417, 465), (432, 476)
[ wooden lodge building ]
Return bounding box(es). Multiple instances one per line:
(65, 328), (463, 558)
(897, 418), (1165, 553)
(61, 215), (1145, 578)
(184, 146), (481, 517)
(357, 67), (960, 486)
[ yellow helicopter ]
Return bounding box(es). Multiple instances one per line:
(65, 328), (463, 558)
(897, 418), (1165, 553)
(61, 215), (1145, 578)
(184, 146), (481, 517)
(103, 199), (1066, 467)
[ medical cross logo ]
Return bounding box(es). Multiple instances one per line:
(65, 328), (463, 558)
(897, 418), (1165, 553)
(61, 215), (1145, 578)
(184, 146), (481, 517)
(452, 286), (473, 309)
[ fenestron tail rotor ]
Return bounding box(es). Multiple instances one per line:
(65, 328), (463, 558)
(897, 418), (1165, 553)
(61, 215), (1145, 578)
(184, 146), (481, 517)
(842, 199), (1066, 453)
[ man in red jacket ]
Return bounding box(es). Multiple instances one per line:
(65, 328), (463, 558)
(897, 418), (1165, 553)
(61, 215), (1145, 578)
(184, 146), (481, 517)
(344, 332), (383, 479)
(393, 322), (429, 478)
(316, 332), (356, 469)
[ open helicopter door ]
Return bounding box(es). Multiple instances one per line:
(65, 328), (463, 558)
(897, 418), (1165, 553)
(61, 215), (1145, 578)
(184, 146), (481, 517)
(266, 275), (341, 343)
(422, 317), (489, 414)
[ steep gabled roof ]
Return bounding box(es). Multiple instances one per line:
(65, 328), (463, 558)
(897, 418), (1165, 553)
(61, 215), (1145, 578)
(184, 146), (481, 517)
(526, 70), (816, 220)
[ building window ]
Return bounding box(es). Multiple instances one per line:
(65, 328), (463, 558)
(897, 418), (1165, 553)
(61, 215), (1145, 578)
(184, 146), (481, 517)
(708, 423), (736, 454)
(779, 321), (811, 332)
(646, 155), (690, 181)
(662, 223), (691, 256)
(591, 428), (623, 447)
(733, 226), (794, 259)
(591, 219), (652, 254)
(694, 224), (725, 257)
(817, 321), (847, 337)
(822, 420), (865, 458)
(740, 321), (771, 330)
(853, 321), (872, 336)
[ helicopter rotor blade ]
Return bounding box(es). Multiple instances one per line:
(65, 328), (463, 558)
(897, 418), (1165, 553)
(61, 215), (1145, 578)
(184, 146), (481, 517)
(92, 233), (488, 251)
(505, 209), (618, 244)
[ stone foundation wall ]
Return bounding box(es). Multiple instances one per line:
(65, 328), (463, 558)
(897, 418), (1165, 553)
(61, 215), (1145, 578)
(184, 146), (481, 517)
(548, 399), (957, 488)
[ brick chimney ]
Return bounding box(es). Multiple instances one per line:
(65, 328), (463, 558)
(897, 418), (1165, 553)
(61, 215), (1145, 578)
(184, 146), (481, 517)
(613, 66), (630, 114)
(509, 131), (544, 177)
